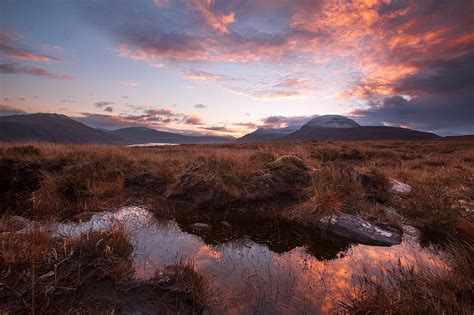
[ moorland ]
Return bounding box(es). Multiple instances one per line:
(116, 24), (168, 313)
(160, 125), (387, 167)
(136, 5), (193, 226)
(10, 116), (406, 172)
(1, 140), (473, 313)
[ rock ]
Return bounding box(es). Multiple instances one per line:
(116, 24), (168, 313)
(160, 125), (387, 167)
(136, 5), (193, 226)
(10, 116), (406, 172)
(166, 162), (233, 208)
(220, 221), (231, 227)
(190, 223), (211, 229)
(318, 213), (401, 246)
(382, 207), (402, 226)
(8, 215), (33, 230)
(388, 178), (411, 194)
(402, 224), (421, 240)
(246, 155), (313, 200)
(73, 211), (97, 222)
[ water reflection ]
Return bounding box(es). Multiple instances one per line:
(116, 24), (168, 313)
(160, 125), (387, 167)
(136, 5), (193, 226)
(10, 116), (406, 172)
(53, 207), (445, 314)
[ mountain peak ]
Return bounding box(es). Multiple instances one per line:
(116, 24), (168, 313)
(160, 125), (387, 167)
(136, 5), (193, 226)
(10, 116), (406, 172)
(304, 115), (360, 129)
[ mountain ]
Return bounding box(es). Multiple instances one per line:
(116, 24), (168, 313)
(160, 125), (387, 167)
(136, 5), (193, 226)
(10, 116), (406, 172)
(284, 125), (440, 141)
(304, 115), (360, 128)
(235, 127), (297, 143)
(237, 115), (440, 142)
(0, 114), (234, 144)
(0, 113), (122, 144)
(111, 126), (234, 144)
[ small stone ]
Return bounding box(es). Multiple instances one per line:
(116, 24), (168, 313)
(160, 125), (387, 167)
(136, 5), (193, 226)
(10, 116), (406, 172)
(383, 207), (402, 226)
(191, 223), (211, 229)
(220, 221), (231, 227)
(388, 178), (411, 194)
(402, 224), (421, 240)
(8, 215), (32, 230)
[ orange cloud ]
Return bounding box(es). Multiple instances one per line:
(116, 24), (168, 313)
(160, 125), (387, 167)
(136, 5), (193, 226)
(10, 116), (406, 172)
(189, 0), (236, 34)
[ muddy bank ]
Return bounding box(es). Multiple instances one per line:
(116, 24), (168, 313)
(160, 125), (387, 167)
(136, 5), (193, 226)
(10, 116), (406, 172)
(0, 225), (208, 314)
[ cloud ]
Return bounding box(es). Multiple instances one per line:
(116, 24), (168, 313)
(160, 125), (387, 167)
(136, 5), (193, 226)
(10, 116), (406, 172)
(95, 101), (114, 108)
(0, 104), (27, 116)
(260, 115), (312, 129)
(233, 122), (258, 129)
(200, 125), (233, 132)
(184, 114), (202, 125)
(120, 81), (140, 87)
(194, 104), (207, 109)
(0, 63), (74, 80)
(153, 0), (170, 8)
(189, 0), (236, 34)
(4, 97), (26, 102)
(146, 108), (177, 116)
(76, 1), (473, 134)
(104, 106), (114, 113)
(0, 27), (61, 62)
(182, 70), (223, 81)
(348, 89), (474, 136)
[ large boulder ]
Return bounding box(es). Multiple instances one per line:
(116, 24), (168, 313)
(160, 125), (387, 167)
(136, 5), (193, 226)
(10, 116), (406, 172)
(317, 213), (401, 246)
(245, 155), (313, 200)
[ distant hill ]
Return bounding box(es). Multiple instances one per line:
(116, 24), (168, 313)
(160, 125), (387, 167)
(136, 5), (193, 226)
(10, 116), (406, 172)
(0, 113), (122, 144)
(442, 135), (474, 141)
(235, 127), (296, 143)
(0, 114), (234, 144)
(284, 125), (440, 141)
(237, 115), (440, 143)
(110, 126), (234, 144)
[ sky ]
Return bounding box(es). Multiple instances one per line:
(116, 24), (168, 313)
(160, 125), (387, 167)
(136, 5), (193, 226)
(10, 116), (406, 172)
(0, 0), (473, 137)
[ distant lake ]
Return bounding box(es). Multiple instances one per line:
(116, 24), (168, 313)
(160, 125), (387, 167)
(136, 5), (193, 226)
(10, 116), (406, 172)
(126, 143), (180, 147)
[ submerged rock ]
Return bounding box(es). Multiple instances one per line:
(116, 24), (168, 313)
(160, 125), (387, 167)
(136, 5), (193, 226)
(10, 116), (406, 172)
(246, 155), (313, 200)
(220, 220), (231, 227)
(388, 178), (411, 194)
(191, 223), (211, 229)
(318, 213), (401, 246)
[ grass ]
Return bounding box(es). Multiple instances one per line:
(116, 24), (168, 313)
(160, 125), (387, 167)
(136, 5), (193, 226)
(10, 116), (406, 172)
(0, 140), (472, 313)
(0, 140), (472, 242)
(343, 242), (473, 314)
(0, 224), (209, 313)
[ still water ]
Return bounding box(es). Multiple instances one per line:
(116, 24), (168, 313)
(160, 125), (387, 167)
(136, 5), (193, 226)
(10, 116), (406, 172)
(53, 207), (445, 314)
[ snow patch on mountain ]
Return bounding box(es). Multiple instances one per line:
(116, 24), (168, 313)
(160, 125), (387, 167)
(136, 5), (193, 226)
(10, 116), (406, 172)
(304, 115), (360, 128)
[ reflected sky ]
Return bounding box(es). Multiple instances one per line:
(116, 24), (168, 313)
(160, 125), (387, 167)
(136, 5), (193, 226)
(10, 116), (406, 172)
(53, 206), (446, 314)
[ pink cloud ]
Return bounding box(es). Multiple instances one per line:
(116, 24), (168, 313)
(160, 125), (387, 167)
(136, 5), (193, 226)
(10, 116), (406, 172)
(120, 80), (140, 87)
(0, 63), (73, 80)
(189, 0), (236, 34)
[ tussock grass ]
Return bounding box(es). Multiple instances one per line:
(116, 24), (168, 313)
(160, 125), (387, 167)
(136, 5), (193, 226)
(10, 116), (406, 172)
(343, 242), (473, 314)
(0, 140), (472, 243)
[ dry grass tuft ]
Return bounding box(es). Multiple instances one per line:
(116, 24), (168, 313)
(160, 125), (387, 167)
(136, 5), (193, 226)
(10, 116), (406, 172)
(0, 226), (133, 313)
(343, 242), (474, 314)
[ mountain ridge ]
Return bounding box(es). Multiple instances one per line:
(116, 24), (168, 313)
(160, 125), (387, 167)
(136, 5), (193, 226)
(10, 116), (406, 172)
(237, 115), (440, 142)
(0, 113), (234, 144)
